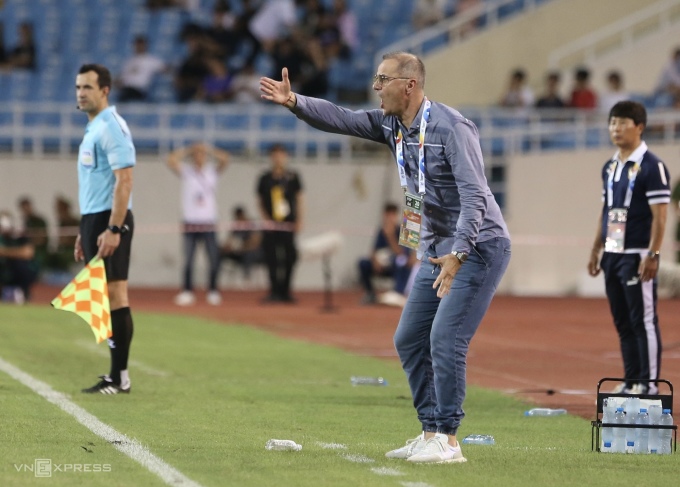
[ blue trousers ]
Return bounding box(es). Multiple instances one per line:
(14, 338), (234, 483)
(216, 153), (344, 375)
(393, 237), (511, 436)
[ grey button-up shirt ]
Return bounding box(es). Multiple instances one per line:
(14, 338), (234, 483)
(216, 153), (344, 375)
(291, 95), (510, 257)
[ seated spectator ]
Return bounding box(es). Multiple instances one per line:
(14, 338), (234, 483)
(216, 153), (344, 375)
(230, 61), (263, 103)
(248, 0), (297, 53)
(358, 203), (417, 306)
(17, 196), (48, 269)
(44, 195), (80, 273)
(116, 36), (167, 103)
(221, 206), (263, 281)
(599, 70), (629, 114)
(332, 0), (358, 58)
(8, 22), (36, 70)
(499, 68), (534, 108)
(569, 67), (597, 109)
(535, 71), (565, 108)
(197, 57), (233, 103)
(0, 22), (9, 69)
(175, 26), (211, 102)
(205, 1), (239, 61)
(412, 0), (448, 30)
(0, 210), (39, 303)
(654, 47), (680, 108)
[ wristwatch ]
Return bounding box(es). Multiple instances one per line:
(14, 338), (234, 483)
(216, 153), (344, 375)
(452, 251), (468, 264)
(646, 250), (660, 260)
(107, 224), (129, 235)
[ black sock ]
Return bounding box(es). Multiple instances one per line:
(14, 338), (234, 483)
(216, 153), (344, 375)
(108, 307), (134, 384)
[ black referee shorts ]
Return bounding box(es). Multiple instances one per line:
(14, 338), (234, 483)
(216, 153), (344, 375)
(80, 210), (134, 282)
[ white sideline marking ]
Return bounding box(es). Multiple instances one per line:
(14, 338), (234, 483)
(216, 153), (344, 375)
(0, 357), (202, 487)
(342, 453), (375, 463)
(400, 482), (435, 487)
(370, 467), (404, 476)
(75, 340), (170, 377)
(316, 442), (347, 450)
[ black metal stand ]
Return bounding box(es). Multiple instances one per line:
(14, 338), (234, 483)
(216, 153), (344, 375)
(591, 377), (677, 453)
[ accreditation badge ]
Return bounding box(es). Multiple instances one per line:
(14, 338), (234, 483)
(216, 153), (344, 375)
(604, 208), (627, 253)
(399, 192), (423, 250)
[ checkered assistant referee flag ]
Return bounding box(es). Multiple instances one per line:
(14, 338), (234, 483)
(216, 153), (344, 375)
(51, 257), (112, 343)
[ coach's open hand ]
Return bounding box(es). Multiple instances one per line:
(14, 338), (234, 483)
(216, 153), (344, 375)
(260, 68), (294, 107)
(429, 254), (462, 298)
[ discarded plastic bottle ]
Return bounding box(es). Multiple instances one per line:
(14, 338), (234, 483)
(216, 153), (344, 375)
(350, 376), (388, 386)
(524, 408), (567, 417)
(462, 434), (495, 445)
(659, 409), (673, 455)
(265, 439), (302, 451)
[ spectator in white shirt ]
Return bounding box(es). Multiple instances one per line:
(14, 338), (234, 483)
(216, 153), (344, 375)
(655, 47), (680, 108)
(117, 36), (167, 102)
(599, 70), (629, 114)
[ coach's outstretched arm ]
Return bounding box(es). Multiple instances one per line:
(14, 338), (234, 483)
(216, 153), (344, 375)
(260, 68), (384, 142)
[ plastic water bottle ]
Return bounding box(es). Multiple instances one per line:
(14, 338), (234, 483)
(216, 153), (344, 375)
(462, 434), (495, 445)
(659, 409), (673, 455)
(648, 405), (662, 454)
(623, 400), (637, 453)
(524, 408), (567, 417)
(350, 376), (388, 386)
(634, 408), (650, 454)
(601, 405), (616, 452)
(612, 407), (626, 453)
(265, 439), (302, 451)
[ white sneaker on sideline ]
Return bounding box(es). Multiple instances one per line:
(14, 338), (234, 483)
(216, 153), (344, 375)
(206, 291), (222, 306)
(378, 290), (407, 308)
(610, 382), (627, 394)
(174, 291), (195, 306)
(407, 433), (467, 464)
(385, 433), (427, 459)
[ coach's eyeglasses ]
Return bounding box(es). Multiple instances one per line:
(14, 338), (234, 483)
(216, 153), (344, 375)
(372, 74), (411, 87)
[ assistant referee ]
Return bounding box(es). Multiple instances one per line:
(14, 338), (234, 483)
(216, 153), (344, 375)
(75, 64), (136, 395)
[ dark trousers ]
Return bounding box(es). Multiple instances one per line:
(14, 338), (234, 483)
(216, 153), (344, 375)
(262, 231), (297, 299)
(182, 231), (220, 292)
(601, 252), (662, 388)
(0, 259), (38, 300)
(358, 256), (411, 295)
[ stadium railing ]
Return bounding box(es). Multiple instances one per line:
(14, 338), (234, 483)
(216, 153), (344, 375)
(2, 103), (679, 161)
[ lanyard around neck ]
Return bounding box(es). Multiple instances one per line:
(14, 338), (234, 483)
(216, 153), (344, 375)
(395, 98), (431, 195)
(607, 159), (639, 209)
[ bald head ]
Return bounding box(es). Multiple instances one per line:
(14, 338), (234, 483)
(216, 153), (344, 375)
(382, 52), (426, 89)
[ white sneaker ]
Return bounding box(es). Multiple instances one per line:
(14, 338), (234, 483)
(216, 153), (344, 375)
(610, 382), (627, 394)
(174, 291), (195, 306)
(625, 383), (646, 395)
(206, 291), (222, 306)
(378, 291), (407, 308)
(385, 433), (428, 459)
(407, 433), (467, 464)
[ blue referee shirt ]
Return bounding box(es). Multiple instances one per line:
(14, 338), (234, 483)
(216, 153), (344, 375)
(599, 141), (671, 251)
(77, 106), (136, 215)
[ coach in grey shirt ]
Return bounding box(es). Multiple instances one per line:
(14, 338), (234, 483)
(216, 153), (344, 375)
(261, 51), (511, 464)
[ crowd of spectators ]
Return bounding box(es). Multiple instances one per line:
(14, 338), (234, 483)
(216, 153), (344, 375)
(0, 21), (36, 72)
(499, 47), (680, 114)
(165, 0), (359, 103)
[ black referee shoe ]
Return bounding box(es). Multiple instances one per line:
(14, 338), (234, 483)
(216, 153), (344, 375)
(82, 375), (131, 395)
